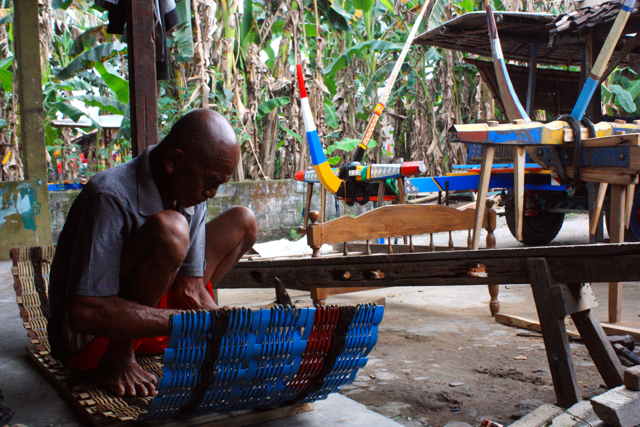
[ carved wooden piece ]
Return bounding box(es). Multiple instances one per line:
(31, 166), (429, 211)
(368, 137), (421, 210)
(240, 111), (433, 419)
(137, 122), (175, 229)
(307, 204), (495, 249)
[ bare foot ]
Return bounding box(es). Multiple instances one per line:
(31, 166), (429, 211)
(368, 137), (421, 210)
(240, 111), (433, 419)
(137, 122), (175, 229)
(93, 350), (158, 397)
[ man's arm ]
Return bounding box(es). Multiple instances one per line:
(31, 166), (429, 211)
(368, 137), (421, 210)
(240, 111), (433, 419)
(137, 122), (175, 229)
(66, 295), (181, 339)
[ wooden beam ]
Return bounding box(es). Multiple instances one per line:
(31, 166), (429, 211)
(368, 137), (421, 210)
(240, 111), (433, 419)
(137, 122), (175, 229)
(218, 242), (640, 290)
(495, 313), (581, 339)
(127, 0), (158, 157)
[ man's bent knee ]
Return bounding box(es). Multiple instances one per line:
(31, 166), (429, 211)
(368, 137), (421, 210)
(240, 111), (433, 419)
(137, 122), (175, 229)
(145, 211), (191, 261)
(229, 206), (258, 245)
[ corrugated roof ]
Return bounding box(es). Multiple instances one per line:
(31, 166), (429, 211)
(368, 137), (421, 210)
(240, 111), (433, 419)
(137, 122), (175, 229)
(413, 1), (640, 66)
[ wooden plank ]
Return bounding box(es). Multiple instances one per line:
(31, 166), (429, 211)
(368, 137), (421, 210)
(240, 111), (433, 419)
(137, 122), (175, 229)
(550, 168), (639, 185)
(609, 184), (626, 323)
(307, 204), (494, 248)
(571, 308), (624, 389)
(528, 258), (581, 408)
(127, 0), (158, 157)
(472, 145), (495, 249)
(580, 133), (640, 147)
(495, 313), (581, 339)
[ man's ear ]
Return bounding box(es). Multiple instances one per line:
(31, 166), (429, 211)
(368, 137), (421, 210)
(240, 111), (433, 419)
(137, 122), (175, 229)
(166, 148), (185, 174)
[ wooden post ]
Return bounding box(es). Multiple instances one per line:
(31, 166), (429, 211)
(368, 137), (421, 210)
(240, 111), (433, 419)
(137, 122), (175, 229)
(525, 42), (539, 117)
(528, 258), (581, 408)
(0, 0), (54, 255)
(472, 145), (495, 249)
(486, 199), (499, 316)
(590, 182), (608, 236)
(320, 187), (326, 223)
(127, 0), (158, 157)
(513, 146), (525, 241)
(608, 184), (626, 323)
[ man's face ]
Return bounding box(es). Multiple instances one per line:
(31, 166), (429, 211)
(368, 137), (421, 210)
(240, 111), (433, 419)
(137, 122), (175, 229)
(168, 147), (238, 208)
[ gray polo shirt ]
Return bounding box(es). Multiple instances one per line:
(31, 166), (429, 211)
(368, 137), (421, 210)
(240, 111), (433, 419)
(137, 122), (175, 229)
(49, 145), (207, 319)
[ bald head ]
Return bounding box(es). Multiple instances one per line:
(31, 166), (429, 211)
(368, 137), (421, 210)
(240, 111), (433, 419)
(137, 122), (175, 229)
(151, 109), (241, 207)
(161, 109), (239, 166)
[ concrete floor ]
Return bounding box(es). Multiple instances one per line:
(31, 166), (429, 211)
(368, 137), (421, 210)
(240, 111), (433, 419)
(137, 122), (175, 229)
(1, 214), (639, 426)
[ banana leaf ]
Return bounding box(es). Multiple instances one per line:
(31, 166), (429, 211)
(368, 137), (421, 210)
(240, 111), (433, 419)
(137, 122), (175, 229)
(94, 62), (129, 104)
(55, 41), (126, 81)
(71, 94), (127, 115)
(257, 96), (290, 119)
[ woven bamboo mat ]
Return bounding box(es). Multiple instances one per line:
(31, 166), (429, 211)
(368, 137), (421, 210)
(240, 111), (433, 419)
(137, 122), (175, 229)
(11, 246), (156, 425)
(10, 246), (313, 426)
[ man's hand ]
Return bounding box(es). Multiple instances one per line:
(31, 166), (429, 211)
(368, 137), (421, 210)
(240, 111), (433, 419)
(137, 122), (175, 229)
(170, 276), (218, 311)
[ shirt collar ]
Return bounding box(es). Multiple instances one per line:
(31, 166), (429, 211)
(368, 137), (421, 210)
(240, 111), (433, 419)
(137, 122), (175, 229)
(137, 145), (195, 216)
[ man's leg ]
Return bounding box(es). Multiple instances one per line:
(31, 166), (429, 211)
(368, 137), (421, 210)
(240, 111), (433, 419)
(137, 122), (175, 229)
(203, 206), (258, 286)
(92, 210), (190, 397)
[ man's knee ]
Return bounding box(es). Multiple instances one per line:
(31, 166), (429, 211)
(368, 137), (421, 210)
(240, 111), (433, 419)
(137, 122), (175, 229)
(146, 210), (191, 260)
(229, 206), (258, 245)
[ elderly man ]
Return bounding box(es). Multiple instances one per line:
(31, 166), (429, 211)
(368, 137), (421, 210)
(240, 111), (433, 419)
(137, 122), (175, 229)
(48, 109), (257, 398)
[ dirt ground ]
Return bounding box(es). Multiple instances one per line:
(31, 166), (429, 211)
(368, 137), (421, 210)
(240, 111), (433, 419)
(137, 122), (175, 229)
(221, 213), (640, 427)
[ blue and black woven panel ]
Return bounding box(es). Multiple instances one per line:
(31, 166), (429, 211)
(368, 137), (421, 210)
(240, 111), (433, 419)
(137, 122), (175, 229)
(142, 304), (384, 420)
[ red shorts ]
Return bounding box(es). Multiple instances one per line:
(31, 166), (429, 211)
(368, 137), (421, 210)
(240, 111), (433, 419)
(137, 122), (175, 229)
(62, 281), (215, 372)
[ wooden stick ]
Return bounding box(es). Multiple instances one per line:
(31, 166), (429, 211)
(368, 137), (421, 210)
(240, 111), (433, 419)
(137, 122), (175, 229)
(590, 183), (608, 235)
(625, 184), (635, 228)
(609, 184), (626, 323)
(513, 146), (526, 241)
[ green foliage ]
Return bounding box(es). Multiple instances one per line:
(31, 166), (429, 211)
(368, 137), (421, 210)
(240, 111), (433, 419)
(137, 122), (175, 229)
(326, 137), (377, 155)
(55, 41), (126, 81)
(94, 62), (129, 104)
(609, 84), (636, 113)
(324, 40), (402, 76)
(257, 97), (291, 119)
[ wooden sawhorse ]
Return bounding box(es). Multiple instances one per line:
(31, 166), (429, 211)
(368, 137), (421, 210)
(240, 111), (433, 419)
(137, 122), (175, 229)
(527, 257), (623, 407)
